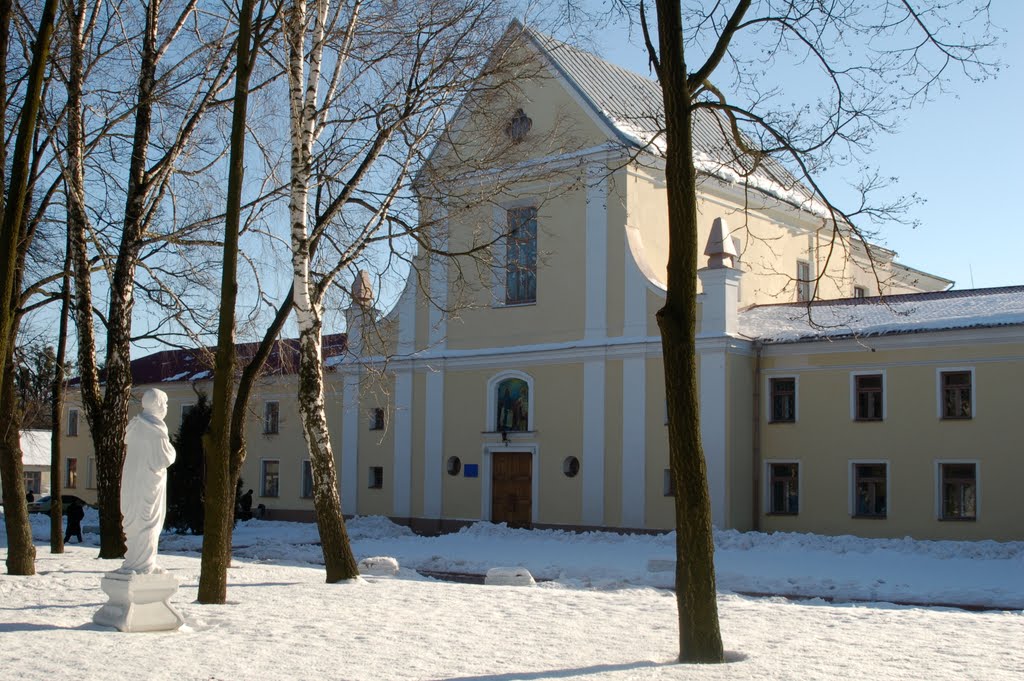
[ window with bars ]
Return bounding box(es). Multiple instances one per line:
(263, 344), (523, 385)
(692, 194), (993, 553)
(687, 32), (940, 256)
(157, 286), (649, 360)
(504, 207), (537, 305)
(940, 371), (972, 419)
(939, 463), (976, 520)
(855, 374), (884, 421)
(768, 462), (799, 514)
(769, 378), (796, 423)
(264, 401), (280, 434)
(853, 463), (887, 518)
(261, 459), (280, 497)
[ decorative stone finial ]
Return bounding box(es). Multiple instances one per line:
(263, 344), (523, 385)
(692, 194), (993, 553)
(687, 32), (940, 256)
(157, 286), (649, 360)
(704, 217), (739, 269)
(352, 270), (374, 308)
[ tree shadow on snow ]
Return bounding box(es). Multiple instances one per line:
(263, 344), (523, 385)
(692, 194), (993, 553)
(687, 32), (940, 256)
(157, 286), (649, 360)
(444, 652), (749, 680)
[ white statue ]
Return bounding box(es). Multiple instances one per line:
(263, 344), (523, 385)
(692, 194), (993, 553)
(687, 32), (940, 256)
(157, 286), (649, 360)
(119, 388), (176, 574)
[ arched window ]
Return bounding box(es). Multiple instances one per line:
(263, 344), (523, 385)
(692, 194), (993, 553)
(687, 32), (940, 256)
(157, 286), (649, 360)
(495, 377), (530, 432)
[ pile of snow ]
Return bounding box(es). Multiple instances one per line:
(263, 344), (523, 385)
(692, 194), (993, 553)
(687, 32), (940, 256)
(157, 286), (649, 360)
(358, 556), (399, 576)
(485, 566), (536, 586)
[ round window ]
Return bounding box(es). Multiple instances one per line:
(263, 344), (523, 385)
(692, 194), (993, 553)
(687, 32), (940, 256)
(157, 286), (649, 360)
(562, 456), (580, 478)
(446, 456), (462, 476)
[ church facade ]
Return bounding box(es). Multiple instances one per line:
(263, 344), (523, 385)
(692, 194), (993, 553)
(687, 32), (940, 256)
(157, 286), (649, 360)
(58, 26), (1024, 541)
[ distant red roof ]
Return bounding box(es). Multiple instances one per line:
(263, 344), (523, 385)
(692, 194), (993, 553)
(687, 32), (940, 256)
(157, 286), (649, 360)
(73, 333), (347, 386)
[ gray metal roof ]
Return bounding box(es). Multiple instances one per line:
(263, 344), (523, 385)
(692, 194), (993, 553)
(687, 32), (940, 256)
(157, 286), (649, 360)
(524, 28), (816, 206)
(739, 286), (1024, 344)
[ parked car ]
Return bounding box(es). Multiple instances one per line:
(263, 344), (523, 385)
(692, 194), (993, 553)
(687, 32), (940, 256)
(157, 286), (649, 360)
(27, 495), (93, 515)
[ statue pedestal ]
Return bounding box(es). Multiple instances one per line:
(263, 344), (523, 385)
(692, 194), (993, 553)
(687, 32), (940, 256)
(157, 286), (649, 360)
(93, 571), (184, 632)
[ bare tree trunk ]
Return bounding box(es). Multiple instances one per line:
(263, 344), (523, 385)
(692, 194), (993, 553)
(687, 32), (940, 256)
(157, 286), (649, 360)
(199, 0), (260, 604)
(49, 229), (72, 553)
(287, 0), (358, 582)
(1, 353), (34, 574)
(652, 0), (725, 663)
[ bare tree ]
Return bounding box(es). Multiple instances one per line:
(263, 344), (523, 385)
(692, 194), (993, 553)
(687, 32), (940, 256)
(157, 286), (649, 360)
(629, 0), (999, 663)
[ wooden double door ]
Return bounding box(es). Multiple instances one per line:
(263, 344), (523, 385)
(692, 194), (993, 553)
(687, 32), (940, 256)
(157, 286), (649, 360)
(491, 451), (532, 528)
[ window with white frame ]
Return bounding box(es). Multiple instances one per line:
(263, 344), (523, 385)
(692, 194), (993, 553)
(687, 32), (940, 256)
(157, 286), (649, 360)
(796, 260), (811, 302)
(504, 206), (537, 305)
(939, 370), (973, 420)
(67, 408), (79, 437)
(769, 377), (796, 423)
(852, 462), (887, 518)
(767, 462), (799, 514)
(263, 401), (280, 434)
(65, 458), (78, 489)
(368, 407), (385, 431)
(261, 459), (280, 497)
(938, 462), (977, 520)
(87, 457), (96, 489)
(853, 373), (884, 421)
(23, 471), (41, 494)
(301, 460), (313, 499)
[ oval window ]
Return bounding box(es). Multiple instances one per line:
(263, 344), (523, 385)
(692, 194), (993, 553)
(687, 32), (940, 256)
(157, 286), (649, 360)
(563, 456), (580, 478)
(446, 456), (462, 476)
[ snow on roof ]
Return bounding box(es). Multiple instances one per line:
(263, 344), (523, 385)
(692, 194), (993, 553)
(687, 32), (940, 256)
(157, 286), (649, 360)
(20, 430), (50, 467)
(524, 27), (822, 213)
(740, 286), (1024, 344)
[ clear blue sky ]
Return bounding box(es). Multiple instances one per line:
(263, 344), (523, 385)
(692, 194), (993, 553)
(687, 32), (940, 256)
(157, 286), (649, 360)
(578, 3), (1022, 290)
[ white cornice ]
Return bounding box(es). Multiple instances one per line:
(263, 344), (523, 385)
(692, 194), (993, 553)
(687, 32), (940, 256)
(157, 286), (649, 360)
(758, 324), (1024, 357)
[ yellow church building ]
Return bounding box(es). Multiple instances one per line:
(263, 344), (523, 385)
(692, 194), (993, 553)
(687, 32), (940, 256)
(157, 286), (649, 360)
(58, 26), (1024, 542)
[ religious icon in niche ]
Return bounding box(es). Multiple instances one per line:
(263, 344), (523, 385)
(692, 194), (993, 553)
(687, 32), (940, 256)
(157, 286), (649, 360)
(496, 378), (529, 432)
(505, 109), (532, 142)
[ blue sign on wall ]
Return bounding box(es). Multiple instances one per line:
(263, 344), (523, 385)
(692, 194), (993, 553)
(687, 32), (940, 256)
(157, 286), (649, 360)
(464, 464), (479, 478)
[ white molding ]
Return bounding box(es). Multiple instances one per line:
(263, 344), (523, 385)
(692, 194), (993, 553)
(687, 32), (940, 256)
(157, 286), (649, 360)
(480, 443), (540, 524)
(393, 369), (413, 517)
(423, 369), (444, 518)
(485, 370), (535, 432)
(584, 164), (608, 340)
(621, 356), (645, 527)
(848, 369), (887, 422)
(758, 324), (1024, 356)
(582, 360), (605, 526)
(933, 459), (981, 521)
(341, 372), (360, 515)
(847, 459), (890, 517)
(935, 366), (976, 420)
(699, 349), (728, 527)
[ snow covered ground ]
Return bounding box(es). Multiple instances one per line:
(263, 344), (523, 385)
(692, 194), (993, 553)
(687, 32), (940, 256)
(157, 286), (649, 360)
(2, 509), (1022, 680)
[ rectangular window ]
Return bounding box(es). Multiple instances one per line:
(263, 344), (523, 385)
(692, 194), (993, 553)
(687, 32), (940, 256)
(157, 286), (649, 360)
(855, 374), (884, 421)
(65, 458), (78, 489)
(940, 371), (972, 419)
(368, 466), (384, 489)
(769, 378), (796, 423)
(768, 462), (799, 514)
(264, 401), (280, 434)
(301, 460), (313, 499)
(939, 463), (977, 520)
(23, 471), (41, 495)
(67, 408), (79, 437)
(662, 468), (675, 497)
(368, 407), (385, 431)
(505, 206), (537, 305)
(853, 463), (887, 518)
(181, 403), (195, 422)
(796, 260), (811, 302)
(86, 457), (96, 489)
(261, 459), (280, 497)
(853, 285), (867, 298)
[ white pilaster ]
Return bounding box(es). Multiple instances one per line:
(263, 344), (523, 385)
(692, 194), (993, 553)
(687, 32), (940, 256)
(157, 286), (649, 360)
(585, 165), (608, 340)
(621, 355), (646, 527)
(699, 349), (728, 527)
(341, 370), (359, 515)
(428, 206), (449, 349)
(623, 235), (648, 337)
(393, 369), (413, 518)
(582, 359), (605, 525)
(423, 367), (444, 518)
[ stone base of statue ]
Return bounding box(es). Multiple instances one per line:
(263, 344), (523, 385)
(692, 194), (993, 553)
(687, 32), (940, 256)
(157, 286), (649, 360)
(93, 571), (184, 633)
